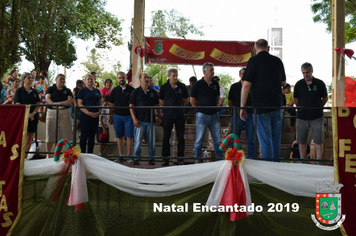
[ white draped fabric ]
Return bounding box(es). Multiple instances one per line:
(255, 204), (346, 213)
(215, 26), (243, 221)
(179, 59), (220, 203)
(24, 155), (334, 198)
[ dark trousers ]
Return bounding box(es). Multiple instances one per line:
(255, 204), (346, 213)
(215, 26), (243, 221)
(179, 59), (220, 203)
(285, 108), (296, 126)
(162, 116), (185, 157)
(80, 113), (99, 153)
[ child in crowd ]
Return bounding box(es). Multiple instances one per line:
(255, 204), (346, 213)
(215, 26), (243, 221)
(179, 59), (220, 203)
(37, 75), (46, 93)
(290, 140), (310, 159)
(97, 95), (111, 155)
(38, 85), (48, 122)
(282, 83), (296, 132)
(3, 78), (20, 104)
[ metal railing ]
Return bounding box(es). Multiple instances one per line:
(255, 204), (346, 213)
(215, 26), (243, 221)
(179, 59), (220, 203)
(22, 104), (332, 164)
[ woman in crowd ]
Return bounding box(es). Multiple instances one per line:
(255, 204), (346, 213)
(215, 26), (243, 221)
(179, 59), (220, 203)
(71, 80), (84, 134)
(14, 73), (40, 159)
(282, 83), (297, 132)
(77, 74), (102, 153)
(3, 78), (20, 104)
(2, 69), (19, 91)
(100, 79), (113, 98)
(45, 74), (73, 158)
(37, 75), (46, 93)
(40, 70), (49, 85)
(0, 81), (6, 104)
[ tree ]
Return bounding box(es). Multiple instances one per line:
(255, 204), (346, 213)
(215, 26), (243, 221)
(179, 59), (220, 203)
(311, 0), (356, 43)
(81, 48), (122, 87)
(147, 9), (204, 83)
(215, 73), (235, 105)
(0, 0), (23, 78)
(15, 0), (122, 74)
(81, 48), (105, 76)
(150, 9), (204, 39)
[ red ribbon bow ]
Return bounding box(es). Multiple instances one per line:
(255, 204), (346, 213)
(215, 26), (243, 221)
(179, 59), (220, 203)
(334, 48), (354, 59)
(134, 45), (148, 58)
(226, 149), (243, 166)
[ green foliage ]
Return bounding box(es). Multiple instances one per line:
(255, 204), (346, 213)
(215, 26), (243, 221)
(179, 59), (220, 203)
(81, 48), (122, 88)
(311, 0), (356, 43)
(150, 9), (204, 39)
(326, 84), (332, 100)
(81, 48), (105, 75)
(215, 73), (235, 106)
(2, 0), (123, 75)
(145, 64), (170, 86)
(147, 9), (204, 82)
(101, 71), (118, 87)
(0, 1), (23, 78)
(157, 74), (168, 87)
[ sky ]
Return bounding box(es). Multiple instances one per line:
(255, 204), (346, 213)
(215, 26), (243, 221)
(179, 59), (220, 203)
(21, 0), (356, 90)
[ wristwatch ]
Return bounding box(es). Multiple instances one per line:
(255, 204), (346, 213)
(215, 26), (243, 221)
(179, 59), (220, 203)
(32, 112), (37, 115)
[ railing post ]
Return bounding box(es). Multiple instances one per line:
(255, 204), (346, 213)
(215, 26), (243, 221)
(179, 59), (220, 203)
(253, 107), (258, 159)
(72, 104), (77, 146)
(55, 106), (59, 147)
(233, 106), (237, 134)
(150, 107), (154, 159)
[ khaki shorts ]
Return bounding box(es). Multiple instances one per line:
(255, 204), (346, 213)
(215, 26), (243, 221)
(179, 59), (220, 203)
(46, 109), (72, 143)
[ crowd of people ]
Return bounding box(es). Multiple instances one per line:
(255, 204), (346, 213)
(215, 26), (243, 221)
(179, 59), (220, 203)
(0, 38), (329, 164)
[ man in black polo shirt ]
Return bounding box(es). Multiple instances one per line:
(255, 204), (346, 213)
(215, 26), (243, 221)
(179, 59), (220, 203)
(109, 72), (135, 162)
(130, 73), (162, 165)
(240, 39), (286, 160)
(159, 68), (189, 166)
(190, 62), (223, 160)
(228, 67), (255, 158)
(294, 62), (328, 162)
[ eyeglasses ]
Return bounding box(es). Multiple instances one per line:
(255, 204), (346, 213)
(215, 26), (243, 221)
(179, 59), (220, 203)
(307, 84), (312, 91)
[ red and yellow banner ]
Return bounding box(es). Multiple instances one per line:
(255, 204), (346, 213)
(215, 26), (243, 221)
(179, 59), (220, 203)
(0, 105), (29, 236)
(333, 107), (356, 235)
(145, 37), (255, 67)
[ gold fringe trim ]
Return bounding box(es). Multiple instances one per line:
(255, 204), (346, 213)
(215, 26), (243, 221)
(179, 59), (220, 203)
(7, 105), (30, 236)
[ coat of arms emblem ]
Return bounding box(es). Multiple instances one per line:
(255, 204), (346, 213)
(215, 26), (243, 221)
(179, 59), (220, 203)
(153, 40), (164, 55)
(311, 181), (346, 230)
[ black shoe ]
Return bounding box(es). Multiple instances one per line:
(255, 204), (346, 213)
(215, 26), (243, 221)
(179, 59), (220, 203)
(133, 160), (140, 165)
(178, 159), (184, 165)
(161, 160), (169, 166)
(149, 160), (155, 165)
(114, 158), (124, 163)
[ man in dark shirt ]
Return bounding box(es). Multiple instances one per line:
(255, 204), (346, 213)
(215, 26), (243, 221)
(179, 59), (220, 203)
(228, 67), (255, 158)
(91, 72), (100, 89)
(159, 68), (189, 166)
(185, 76), (197, 107)
(190, 62), (223, 160)
(130, 73), (161, 165)
(294, 62), (328, 161)
(109, 72), (135, 162)
(240, 39), (286, 160)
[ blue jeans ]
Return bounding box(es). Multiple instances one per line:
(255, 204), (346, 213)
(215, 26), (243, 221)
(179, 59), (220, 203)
(255, 109), (282, 159)
(133, 121), (156, 161)
(218, 104), (228, 115)
(194, 112), (223, 158)
(231, 113), (255, 158)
